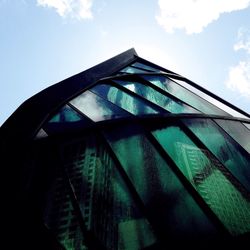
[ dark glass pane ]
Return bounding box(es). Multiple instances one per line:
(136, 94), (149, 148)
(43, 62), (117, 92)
(152, 124), (250, 235)
(44, 169), (88, 250)
(104, 124), (218, 242)
(183, 119), (250, 193)
(142, 75), (228, 116)
(115, 79), (199, 114)
(131, 62), (161, 72)
(216, 119), (250, 154)
(43, 105), (91, 135)
(243, 122), (250, 130)
(91, 84), (161, 115)
(62, 136), (157, 250)
(49, 104), (83, 123)
(35, 128), (48, 139)
(70, 90), (130, 122)
(120, 66), (150, 74)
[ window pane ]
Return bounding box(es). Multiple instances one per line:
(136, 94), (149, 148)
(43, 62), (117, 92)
(35, 128), (48, 139)
(70, 90), (130, 122)
(104, 124), (218, 241)
(120, 66), (150, 74)
(152, 124), (250, 235)
(115, 80), (199, 114)
(91, 84), (162, 115)
(49, 104), (83, 123)
(142, 75), (228, 116)
(215, 119), (250, 154)
(44, 169), (88, 250)
(183, 118), (250, 193)
(62, 136), (157, 250)
(43, 105), (91, 135)
(171, 78), (248, 118)
(131, 62), (161, 72)
(243, 122), (250, 130)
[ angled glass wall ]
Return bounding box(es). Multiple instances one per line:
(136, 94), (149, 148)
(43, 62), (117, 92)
(3, 49), (250, 249)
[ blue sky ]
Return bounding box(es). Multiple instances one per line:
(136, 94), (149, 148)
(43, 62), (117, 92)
(1, 0), (250, 125)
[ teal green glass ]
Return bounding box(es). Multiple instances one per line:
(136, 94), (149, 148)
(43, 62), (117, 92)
(115, 80), (200, 114)
(62, 136), (157, 250)
(152, 124), (250, 235)
(91, 84), (161, 115)
(183, 118), (250, 192)
(120, 66), (150, 74)
(70, 90), (130, 122)
(142, 75), (228, 116)
(48, 104), (83, 123)
(104, 124), (217, 239)
(215, 119), (250, 154)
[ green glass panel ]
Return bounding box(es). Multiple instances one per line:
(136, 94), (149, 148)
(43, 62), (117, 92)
(43, 104), (91, 135)
(104, 124), (218, 241)
(131, 62), (161, 72)
(183, 119), (250, 192)
(49, 104), (83, 123)
(115, 79), (199, 114)
(70, 90), (130, 122)
(243, 122), (250, 130)
(142, 75), (228, 116)
(120, 66), (149, 74)
(152, 124), (250, 235)
(62, 135), (157, 250)
(44, 170), (88, 250)
(91, 84), (161, 115)
(216, 119), (250, 154)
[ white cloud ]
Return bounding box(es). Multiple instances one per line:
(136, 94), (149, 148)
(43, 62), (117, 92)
(226, 28), (250, 99)
(156, 0), (250, 34)
(37, 0), (93, 19)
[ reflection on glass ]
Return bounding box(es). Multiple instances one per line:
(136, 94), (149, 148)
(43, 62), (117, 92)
(44, 170), (88, 250)
(35, 128), (48, 139)
(170, 78), (249, 118)
(115, 80), (199, 114)
(243, 122), (250, 130)
(183, 118), (250, 193)
(215, 119), (250, 154)
(120, 66), (150, 74)
(104, 125), (217, 240)
(152, 124), (250, 235)
(142, 75), (228, 116)
(62, 136), (157, 250)
(91, 84), (161, 115)
(43, 105), (91, 135)
(131, 62), (161, 72)
(48, 105), (83, 123)
(70, 90), (130, 122)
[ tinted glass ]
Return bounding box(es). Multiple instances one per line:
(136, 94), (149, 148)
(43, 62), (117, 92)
(215, 119), (250, 154)
(62, 136), (157, 250)
(43, 105), (91, 134)
(91, 84), (162, 115)
(44, 169), (88, 250)
(243, 122), (250, 130)
(142, 75), (228, 116)
(120, 66), (150, 74)
(152, 124), (250, 235)
(183, 119), (250, 192)
(48, 104), (83, 123)
(104, 124), (218, 241)
(131, 62), (161, 72)
(115, 80), (199, 114)
(170, 78), (248, 118)
(70, 90), (130, 122)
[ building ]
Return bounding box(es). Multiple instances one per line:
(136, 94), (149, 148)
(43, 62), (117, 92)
(1, 48), (250, 249)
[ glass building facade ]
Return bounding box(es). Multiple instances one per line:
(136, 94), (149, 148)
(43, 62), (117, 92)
(1, 49), (250, 249)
